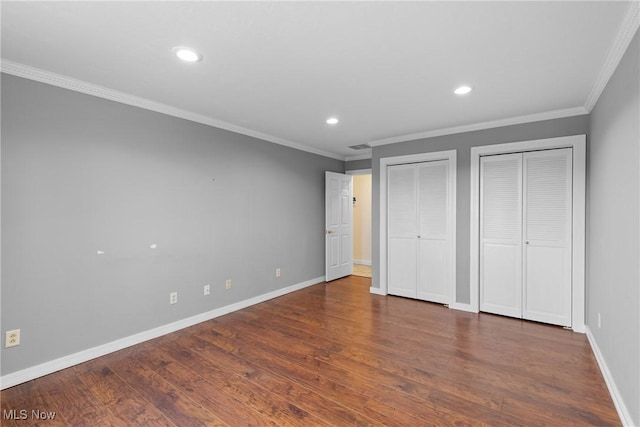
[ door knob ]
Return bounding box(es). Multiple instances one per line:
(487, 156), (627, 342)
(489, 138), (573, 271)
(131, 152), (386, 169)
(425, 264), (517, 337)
(525, 240), (530, 244)
(326, 230), (334, 234)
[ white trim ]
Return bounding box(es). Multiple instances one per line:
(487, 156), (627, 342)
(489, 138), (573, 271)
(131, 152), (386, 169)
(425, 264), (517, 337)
(345, 153), (373, 161)
(0, 276), (324, 390)
(571, 138), (587, 334)
(469, 135), (586, 331)
(584, 1), (640, 112)
(450, 302), (476, 313)
(368, 107), (588, 148)
(0, 60), (344, 161)
(354, 259), (372, 266)
(369, 287), (386, 296)
(378, 150), (457, 304)
(586, 327), (633, 426)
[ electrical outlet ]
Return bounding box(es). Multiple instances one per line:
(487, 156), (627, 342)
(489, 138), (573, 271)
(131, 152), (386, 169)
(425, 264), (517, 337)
(170, 292), (178, 304)
(225, 279), (232, 290)
(5, 329), (20, 348)
(204, 284), (210, 296)
(276, 268), (281, 278)
(597, 313), (601, 329)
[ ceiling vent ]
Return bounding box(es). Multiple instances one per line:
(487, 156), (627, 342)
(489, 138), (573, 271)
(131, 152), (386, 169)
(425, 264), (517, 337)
(348, 144), (372, 150)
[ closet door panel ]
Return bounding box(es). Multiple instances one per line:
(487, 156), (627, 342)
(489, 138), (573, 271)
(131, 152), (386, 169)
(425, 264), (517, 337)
(418, 240), (447, 303)
(388, 165), (417, 238)
(417, 160), (449, 303)
(481, 243), (521, 316)
(389, 239), (418, 298)
(480, 153), (523, 318)
(523, 148), (572, 326)
(388, 164), (417, 297)
(524, 246), (569, 322)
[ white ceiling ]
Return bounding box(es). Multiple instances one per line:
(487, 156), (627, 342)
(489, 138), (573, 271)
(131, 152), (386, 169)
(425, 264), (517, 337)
(1, 1), (636, 160)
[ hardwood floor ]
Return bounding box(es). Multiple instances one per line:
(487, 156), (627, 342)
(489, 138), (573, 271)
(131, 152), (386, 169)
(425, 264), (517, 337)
(1, 276), (620, 426)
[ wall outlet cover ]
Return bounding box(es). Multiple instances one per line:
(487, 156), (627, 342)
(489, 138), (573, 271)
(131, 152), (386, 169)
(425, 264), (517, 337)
(5, 329), (20, 348)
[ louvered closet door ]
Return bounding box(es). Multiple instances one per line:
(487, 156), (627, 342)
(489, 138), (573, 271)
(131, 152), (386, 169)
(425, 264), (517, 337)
(480, 153), (523, 318)
(388, 164), (418, 298)
(522, 149), (572, 326)
(480, 148), (573, 327)
(417, 160), (449, 303)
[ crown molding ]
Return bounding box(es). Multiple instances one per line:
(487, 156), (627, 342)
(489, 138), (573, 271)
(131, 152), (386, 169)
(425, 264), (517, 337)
(0, 60), (589, 158)
(0, 60), (345, 161)
(367, 106), (589, 148)
(368, 2), (638, 149)
(584, 1), (640, 112)
(4, 0), (637, 162)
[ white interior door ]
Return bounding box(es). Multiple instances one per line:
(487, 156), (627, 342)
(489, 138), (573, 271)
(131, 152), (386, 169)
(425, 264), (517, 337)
(387, 164), (418, 298)
(417, 160), (450, 303)
(325, 172), (353, 281)
(522, 149), (572, 326)
(480, 153), (523, 318)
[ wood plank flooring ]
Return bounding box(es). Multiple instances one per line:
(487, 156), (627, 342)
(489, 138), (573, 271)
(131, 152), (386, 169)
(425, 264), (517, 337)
(1, 276), (620, 426)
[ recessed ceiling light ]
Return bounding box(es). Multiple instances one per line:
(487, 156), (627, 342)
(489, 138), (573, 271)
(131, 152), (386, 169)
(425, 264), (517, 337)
(326, 117), (339, 125)
(173, 46), (202, 63)
(454, 85), (472, 95)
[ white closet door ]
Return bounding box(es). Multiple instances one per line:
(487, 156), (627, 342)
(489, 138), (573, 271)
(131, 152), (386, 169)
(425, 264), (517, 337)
(522, 149), (572, 326)
(388, 164), (417, 298)
(417, 160), (449, 303)
(480, 153), (523, 318)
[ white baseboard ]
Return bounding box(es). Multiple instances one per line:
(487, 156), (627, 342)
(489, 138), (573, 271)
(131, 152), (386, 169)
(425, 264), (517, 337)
(572, 323), (586, 334)
(585, 326), (634, 426)
(450, 302), (478, 313)
(0, 276), (324, 390)
(353, 259), (372, 266)
(369, 287), (386, 296)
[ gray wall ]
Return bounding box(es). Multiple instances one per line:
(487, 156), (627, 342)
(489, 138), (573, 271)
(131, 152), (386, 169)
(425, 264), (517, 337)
(0, 74), (344, 375)
(345, 158), (372, 171)
(588, 31), (639, 425)
(371, 115), (590, 303)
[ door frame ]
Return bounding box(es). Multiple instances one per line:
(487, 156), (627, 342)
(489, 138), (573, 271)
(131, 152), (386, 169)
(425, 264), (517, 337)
(378, 150), (457, 304)
(469, 134), (586, 332)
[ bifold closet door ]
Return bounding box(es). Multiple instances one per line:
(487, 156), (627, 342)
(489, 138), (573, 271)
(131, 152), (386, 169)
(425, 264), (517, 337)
(417, 161), (449, 303)
(480, 148), (572, 327)
(480, 153), (523, 318)
(522, 149), (572, 326)
(388, 164), (417, 298)
(388, 160), (450, 303)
